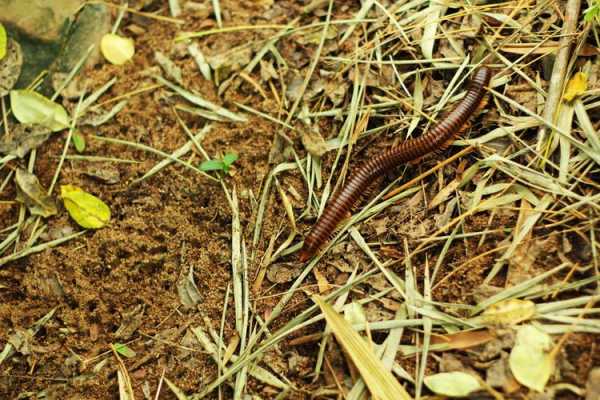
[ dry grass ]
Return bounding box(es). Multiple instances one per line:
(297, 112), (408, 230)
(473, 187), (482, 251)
(1, 0), (598, 398)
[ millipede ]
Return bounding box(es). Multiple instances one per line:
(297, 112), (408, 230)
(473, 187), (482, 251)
(298, 66), (493, 263)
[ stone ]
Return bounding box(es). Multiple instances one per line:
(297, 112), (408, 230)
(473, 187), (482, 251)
(0, 0), (82, 43)
(52, 3), (111, 73)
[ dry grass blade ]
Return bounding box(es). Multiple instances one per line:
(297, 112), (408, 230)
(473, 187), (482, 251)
(314, 295), (412, 400)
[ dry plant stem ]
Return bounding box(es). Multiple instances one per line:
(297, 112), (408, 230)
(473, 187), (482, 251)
(536, 0), (582, 151)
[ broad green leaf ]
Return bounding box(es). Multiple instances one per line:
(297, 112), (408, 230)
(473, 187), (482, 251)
(10, 90), (69, 131)
(509, 325), (553, 392)
(199, 159), (224, 172)
(222, 152), (238, 166)
(424, 372), (481, 397)
(72, 131), (86, 153)
(314, 295), (412, 400)
(100, 33), (134, 65)
(563, 72), (587, 102)
(113, 343), (136, 358)
(15, 168), (57, 217)
(0, 23), (6, 60)
(61, 184), (110, 229)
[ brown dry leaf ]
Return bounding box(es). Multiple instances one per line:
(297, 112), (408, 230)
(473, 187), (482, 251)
(176, 265), (202, 308)
(313, 267), (331, 293)
(0, 124), (52, 158)
(114, 305), (144, 340)
(83, 165), (121, 184)
(486, 354), (521, 394)
(430, 329), (495, 350)
(301, 128), (328, 157)
(0, 38), (23, 97)
(314, 295), (412, 400)
(480, 299), (536, 326)
(267, 262), (302, 283)
(155, 51), (183, 85)
(429, 178), (460, 209)
(222, 333), (240, 365)
(15, 168), (57, 217)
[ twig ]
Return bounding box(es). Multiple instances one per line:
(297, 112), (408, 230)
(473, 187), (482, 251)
(536, 0), (582, 151)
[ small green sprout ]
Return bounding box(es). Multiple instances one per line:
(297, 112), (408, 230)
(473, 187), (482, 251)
(584, 1), (600, 22)
(72, 131), (86, 153)
(113, 343), (136, 358)
(199, 152), (238, 174)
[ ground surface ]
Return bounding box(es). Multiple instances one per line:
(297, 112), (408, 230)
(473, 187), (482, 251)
(1, 0), (599, 399)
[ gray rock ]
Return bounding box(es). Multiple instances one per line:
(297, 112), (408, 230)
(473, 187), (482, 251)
(0, 0), (81, 43)
(53, 3), (111, 74)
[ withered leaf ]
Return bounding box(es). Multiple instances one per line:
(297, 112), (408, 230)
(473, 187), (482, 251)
(267, 262), (302, 283)
(176, 265), (202, 308)
(155, 51), (183, 85)
(301, 128), (328, 157)
(114, 304), (144, 340)
(0, 124), (52, 158)
(15, 168), (57, 217)
(0, 38), (23, 97)
(83, 165), (121, 184)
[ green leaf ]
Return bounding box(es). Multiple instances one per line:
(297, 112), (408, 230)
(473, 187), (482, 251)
(0, 23), (6, 61)
(584, 4), (600, 22)
(72, 131), (86, 153)
(424, 372), (481, 397)
(61, 184), (111, 229)
(10, 90), (69, 131)
(222, 152), (238, 166)
(199, 159), (225, 172)
(113, 343), (136, 358)
(509, 325), (553, 392)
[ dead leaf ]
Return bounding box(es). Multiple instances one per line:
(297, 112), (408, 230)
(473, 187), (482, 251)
(301, 128), (328, 157)
(267, 262), (302, 283)
(177, 265), (202, 308)
(155, 51), (183, 85)
(430, 329), (495, 350)
(0, 38), (23, 97)
(15, 168), (57, 217)
(313, 267), (331, 293)
(0, 124), (52, 158)
(7, 328), (34, 355)
(114, 305), (144, 340)
(429, 178), (460, 209)
(486, 354), (521, 394)
(83, 165), (121, 184)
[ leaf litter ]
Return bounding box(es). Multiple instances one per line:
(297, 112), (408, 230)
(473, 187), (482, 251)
(1, 1), (599, 399)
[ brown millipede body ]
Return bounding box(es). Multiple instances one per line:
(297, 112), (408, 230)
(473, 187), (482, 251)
(298, 66), (493, 263)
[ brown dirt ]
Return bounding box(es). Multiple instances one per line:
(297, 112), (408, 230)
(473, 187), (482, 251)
(1, 1), (598, 399)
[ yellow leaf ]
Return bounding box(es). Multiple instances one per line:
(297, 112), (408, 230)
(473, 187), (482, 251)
(0, 23), (6, 60)
(563, 72), (588, 102)
(100, 33), (135, 65)
(61, 185), (110, 228)
(314, 295), (412, 400)
(481, 299), (536, 326)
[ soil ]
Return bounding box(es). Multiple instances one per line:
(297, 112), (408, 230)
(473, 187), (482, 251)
(1, 1), (598, 399)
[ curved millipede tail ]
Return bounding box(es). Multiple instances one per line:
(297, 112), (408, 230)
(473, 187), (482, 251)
(298, 66), (493, 263)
